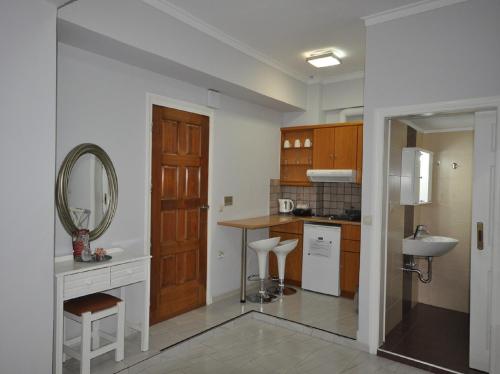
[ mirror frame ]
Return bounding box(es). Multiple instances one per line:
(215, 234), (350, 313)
(56, 143), (118, 241)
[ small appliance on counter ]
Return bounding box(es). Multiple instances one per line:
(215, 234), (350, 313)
(292, 203), (312, 217)
(278, 198), (294, 214)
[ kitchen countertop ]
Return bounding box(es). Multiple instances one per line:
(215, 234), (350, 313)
(218, 214), (361, 229)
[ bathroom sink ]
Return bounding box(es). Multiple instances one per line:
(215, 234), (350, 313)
(402, 236), (458, 257)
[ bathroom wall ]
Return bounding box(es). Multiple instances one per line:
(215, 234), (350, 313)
(414, 131), (473, 313)
(385, 120), (407, 334)
(269, 179), (362, 216)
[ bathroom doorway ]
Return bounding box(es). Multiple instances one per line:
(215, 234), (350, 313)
(379, 110), (496, 373)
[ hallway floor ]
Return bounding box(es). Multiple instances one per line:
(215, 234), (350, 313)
(380, 303), (483, 374)
(125, 316), (427, 374)
(63, 287), (358, 373)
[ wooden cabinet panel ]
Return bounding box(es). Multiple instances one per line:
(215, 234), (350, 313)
(341, 224), (361, 241)
(333, 126), (357, 169)
(356, 126), (363, 184)
(268, 231), (303, 286)
(340, 223), (361, 298)
(271, 221), (303, 235)
(341, 251), (360, 296)
(312, 128), (334, 169)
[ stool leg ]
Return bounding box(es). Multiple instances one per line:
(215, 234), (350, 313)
(92, 320), (100, 350)
(115, 301), (125, 362)
(80, 312), (91, 374)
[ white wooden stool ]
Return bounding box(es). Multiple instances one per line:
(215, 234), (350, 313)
(63, 293), (125, 374)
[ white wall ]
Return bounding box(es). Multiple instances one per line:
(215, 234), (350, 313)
(0, 1), (56, 373)
(58, 0), (307, 111)
(360, 0), (500, 351)
(283, 78), (364, 126)
(56, 44), (281, 298)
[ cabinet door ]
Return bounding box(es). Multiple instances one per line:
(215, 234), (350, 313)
(333, 126), (357, 169)
(340, 251), (360, 297)
(268, 231), (303, 286)
(356, 125), (363, 184)
(313, 128), (334, 169)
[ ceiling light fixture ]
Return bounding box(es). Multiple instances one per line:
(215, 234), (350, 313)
(306, 51), (341, 68)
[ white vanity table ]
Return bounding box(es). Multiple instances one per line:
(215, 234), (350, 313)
(54, 248), (151, 374)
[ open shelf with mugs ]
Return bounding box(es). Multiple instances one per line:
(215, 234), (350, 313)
(280, 128), (314, 186)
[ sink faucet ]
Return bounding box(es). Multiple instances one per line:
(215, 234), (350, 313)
(413, 225), (429, 239)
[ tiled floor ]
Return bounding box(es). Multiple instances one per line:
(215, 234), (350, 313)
(63, 287), (358, 374)
(125, 316), (427, 374)
(381, 303), (481, 374)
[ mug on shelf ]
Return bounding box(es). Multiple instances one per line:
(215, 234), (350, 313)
(283, 139), (291, 148)
(294, 139), (301, 148)
(304, 138), (312, 148)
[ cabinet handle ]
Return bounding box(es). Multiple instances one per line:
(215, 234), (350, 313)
(477, 222), (484, 250)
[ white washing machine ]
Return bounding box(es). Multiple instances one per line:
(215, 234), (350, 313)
(302, 222), (341, 296)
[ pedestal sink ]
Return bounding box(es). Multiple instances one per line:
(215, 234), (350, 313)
(403, 235), (458, 257)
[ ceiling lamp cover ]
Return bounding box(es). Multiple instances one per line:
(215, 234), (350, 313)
(306, 52), (341, 68)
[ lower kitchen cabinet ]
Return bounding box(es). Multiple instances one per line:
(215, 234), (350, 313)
(269, 222), (303, 286)
(340, 224), (361, 298)
(267, 221), (360, 294)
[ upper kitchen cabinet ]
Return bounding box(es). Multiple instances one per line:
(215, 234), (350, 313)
(280, 123), (363, 186)
(313, 124), (357, 170)
(312, 123), (363, 184)
(280, 127), (314, 186)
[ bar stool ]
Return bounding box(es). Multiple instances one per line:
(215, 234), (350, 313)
(63, 293), (125, 374)
(247, 236), (281, 304)
(268, 239), (299, 297)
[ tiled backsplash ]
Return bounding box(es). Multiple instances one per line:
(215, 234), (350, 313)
(270, 179), (361, 216)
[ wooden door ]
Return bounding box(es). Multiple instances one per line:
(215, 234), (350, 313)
(333, 126), (357, 169)
(312, 128), (334, 169)
(150, 105), (208, 325)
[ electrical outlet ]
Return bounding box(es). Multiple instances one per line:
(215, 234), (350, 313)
(224, 196), (233, 206)
(217, 251), (225, 259)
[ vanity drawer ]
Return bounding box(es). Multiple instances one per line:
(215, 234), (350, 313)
(110, 261), (146, 288)
(64, 268), (111, 300)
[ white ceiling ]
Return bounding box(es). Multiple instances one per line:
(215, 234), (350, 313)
(400, 113), (475, 132)
(159, 0), (422, 82)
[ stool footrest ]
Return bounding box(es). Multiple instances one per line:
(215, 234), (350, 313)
(247, 274), (260, 281)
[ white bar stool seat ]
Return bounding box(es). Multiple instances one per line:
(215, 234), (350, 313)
(63, 293), (125, 374)
(268, 239), (299, 297)
(247, 236), (281, 304)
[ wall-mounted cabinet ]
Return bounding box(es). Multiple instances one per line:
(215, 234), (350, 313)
(280, 123), (363, 186)
(400, 147), (433, 205)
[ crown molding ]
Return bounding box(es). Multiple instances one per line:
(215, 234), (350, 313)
(320, 71), (365, 85)
(141, 0), (309, 83)
(362, 0), (468, 26)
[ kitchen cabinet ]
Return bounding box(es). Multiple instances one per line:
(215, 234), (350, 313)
(269, 221), (303, 286)
(312, 125), (359, 171)
(280, 128), (313, 186)
(279, 123), (363, 186)
(340, 224), (361, 298)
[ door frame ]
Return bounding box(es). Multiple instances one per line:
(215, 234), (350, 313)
(144, 93), (215, 305)
(363, 95), (500, 372)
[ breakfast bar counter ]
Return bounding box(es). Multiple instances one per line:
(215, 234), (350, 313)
(218, 214), (360, 302)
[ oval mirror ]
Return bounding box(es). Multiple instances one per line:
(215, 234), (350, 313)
(56, 143), (118, 241)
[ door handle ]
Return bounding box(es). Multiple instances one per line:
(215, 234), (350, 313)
(477, 222), (484, 250)
(200, 205), (210, 210)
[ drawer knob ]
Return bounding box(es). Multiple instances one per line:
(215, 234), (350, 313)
(127, 269), (133, 274)
(85, 279), (92, 285)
